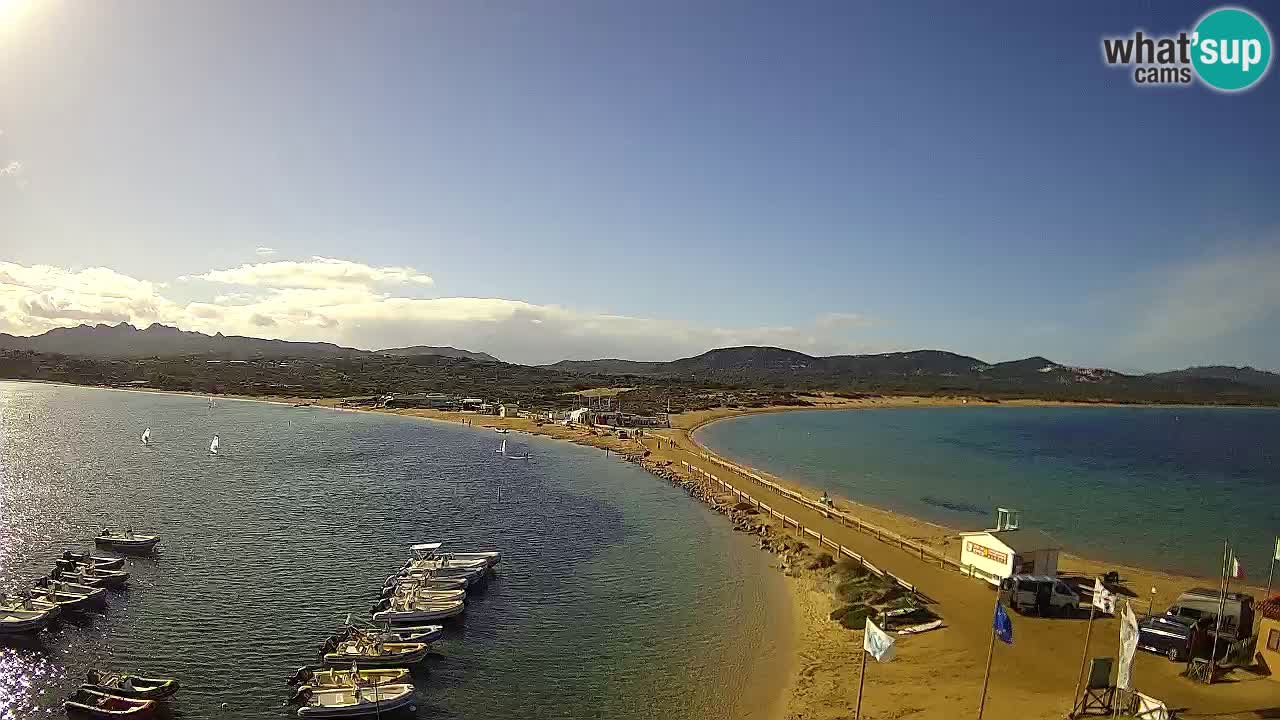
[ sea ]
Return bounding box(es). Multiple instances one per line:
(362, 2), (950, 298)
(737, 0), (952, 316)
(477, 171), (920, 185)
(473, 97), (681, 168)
(0, 382), (788, 720)
(696, 405), (1280, 579)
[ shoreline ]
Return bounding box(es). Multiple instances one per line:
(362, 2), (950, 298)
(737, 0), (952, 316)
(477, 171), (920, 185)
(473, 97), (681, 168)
(681, 401), (1274, 587)
(8, 380), (1278, 718)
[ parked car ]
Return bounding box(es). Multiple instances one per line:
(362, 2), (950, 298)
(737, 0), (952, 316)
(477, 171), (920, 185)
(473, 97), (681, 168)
(1137, 613), (1223, 662)
(998, 575), (1080, 617)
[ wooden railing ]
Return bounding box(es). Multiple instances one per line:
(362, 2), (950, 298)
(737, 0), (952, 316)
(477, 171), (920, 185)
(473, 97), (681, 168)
(680, 451), (992, 586)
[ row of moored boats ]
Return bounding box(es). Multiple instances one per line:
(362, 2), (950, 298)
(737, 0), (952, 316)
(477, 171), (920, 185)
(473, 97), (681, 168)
(2, 529), (182, 717)
(282, 542), (500, 717)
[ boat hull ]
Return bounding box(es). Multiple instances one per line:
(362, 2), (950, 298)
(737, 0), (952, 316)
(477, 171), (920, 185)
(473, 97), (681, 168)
(297, 683), (416, 717)
(81, 676), (180, 700)
(62, 553), (126, 570)
(64, 689), (156, 717)
(372, 602), (465, 624)
(321, 643), (429, 667)
(94, 536), (159, 554)
(0, 610), (51, 634)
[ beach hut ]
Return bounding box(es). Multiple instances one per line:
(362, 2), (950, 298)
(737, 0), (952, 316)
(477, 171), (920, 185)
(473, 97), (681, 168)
(1256, 595), (1280, 681)
(959, 509), (1061, 585)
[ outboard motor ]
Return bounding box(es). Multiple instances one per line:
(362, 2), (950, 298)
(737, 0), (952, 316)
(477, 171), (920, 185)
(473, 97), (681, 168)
(62, 550), (75, 561)
(284, 687), (313, 706)
(50, 567), (62, 580)
(286, 666), (314, 687)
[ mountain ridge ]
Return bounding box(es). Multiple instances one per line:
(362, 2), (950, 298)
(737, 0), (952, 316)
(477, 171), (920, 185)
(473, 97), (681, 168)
(2, 324), (1278, 402)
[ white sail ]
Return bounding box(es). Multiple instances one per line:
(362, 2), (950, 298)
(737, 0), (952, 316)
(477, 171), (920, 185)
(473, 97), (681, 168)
(141, 428), (151, 445)
(210, 434), (220, 454)
(497, 438), (506, 455)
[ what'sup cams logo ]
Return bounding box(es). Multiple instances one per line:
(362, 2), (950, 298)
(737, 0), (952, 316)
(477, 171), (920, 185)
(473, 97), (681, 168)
(1102, 6), (1272, 91)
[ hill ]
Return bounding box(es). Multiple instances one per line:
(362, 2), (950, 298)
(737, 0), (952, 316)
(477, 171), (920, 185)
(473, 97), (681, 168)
(377, 346), (500, 363)
(0, 323), (489, 363)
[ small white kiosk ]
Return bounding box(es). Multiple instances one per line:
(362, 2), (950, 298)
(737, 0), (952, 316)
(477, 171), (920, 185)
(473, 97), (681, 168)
(959, 508), (1061, 586)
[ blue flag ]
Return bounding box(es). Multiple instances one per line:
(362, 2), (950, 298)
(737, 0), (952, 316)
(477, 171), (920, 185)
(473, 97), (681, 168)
(993, 601), (1014, 645)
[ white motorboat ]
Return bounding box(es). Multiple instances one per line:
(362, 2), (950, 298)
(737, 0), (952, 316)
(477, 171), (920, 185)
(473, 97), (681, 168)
(381, 574), (468, 594)
(61, 551), (126, 570)
(0, 607), (53, 634)
(288, 665), (411, 689)
(0, 592), (62, 620)
(409, 542), (501, 569)
(94, 530), (159, 554)
(293, 682), (416, 717)
(321, 639), (430, 667)
(53, 564), (130, 588)
(30, 584), (103, 614)
(371, 597), (465, 624)
(33, 576), (107, 606)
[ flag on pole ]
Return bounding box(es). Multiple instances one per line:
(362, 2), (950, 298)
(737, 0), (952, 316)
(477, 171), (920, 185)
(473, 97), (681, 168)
(1117, 602), (1139, 690)
(863, 618), (896, 662)
(1092, 578), (1116, 615)
(1232, 555), (1244, 579)
(993, 601), (1014, 645)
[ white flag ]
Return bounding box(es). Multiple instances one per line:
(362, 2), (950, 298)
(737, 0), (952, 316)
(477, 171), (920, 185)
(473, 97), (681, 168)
(1092, 578), (1116, 615)
(864, 618), (896, 662)
(1117, 602), (1139, 690)
(1274, 536), (1280, 562)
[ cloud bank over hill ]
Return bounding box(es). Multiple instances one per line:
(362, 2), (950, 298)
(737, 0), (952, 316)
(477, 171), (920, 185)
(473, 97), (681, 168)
(0, 257), (883, 364)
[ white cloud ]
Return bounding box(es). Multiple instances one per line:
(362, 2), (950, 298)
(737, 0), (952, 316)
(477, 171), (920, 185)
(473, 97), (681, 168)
(0, 262), (177, 334)
(0, 259), (884, 364)
(1124, 244), (1280, 354)
(198, 257), (433, 290)
(254, 247), (278, 256)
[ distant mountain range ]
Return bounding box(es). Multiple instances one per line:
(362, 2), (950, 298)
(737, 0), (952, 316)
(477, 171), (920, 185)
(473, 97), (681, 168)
(2, 324), (1278, 405)
(376, 345), (500, 362)
(0, 323), (501, 363)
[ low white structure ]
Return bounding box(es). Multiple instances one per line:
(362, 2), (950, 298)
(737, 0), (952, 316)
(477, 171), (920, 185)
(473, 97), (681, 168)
(959, 508), (1061, 585)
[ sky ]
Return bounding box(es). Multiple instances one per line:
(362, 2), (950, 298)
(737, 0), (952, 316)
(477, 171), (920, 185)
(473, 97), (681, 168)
(1, 1), (1278, 369)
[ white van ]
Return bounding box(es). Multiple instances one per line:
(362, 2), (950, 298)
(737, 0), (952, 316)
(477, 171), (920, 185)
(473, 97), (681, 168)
(999, 574), (1080, 617)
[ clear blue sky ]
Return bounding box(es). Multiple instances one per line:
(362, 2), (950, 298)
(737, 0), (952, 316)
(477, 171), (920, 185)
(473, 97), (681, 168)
(1, 1), (1278, 368)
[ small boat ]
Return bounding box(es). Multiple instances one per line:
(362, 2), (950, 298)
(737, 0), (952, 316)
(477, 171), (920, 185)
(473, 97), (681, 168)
(62, 551), (126, 571)
(53, 563), (130, 589)
(209, 434), (220, 455)
(83, 670), (180, 700)
(47, 568), (107, 589)
(94, 530), (159, 554)
(494, 428), (509, 434)
(1, 592), (62, 620)
(0, 608), (53, 634)
(288, 665), (410, 688)
(33, 577), (108, 606)
(320, 640), (430, 667)
(31, 584), (102, 614)
(64, 688), (156, 717)
(410, 542), (501, 569)
(291, 682), (416, 717)
(380, 575), (468, 594)
(384, 585), (465, 603)
(371, 597), (465, 624)
(321, 623), (444, 655)
(141, 428), (151, 446)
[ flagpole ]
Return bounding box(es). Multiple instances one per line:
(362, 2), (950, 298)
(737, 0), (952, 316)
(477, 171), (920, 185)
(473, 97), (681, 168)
(1210, 540), (1230, 676)
(977, 601), (998, 720)
(1070, 599), (1097, 717)
(1266, 535), (1277, 601)
(855, 647), (868, 720)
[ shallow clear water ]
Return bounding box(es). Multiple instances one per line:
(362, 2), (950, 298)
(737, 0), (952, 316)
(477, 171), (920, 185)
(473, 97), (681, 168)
(0, 382), (786, 720)
(696, 406), (1280, 578)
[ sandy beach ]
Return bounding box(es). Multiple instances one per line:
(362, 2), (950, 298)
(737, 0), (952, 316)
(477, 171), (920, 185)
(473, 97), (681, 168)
(351, 396), (1278, 720)
(11, 380), (1275, 719)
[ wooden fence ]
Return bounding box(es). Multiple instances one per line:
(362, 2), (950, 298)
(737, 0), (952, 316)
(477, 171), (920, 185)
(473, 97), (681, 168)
(679, 450), (991, 586)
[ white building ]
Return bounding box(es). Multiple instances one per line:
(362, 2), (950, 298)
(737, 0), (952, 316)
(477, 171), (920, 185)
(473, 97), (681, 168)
(959, 509), (1061, 585)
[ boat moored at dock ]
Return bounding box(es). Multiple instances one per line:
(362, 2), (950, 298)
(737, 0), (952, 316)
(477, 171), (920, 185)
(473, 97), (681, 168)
(94, 530), (160, 554)
(291, 682), (416, 717)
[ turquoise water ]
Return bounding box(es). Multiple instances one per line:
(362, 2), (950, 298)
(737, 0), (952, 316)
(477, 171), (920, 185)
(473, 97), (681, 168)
(696, 406), (1280, 578)
(0, 382), (786, 720)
